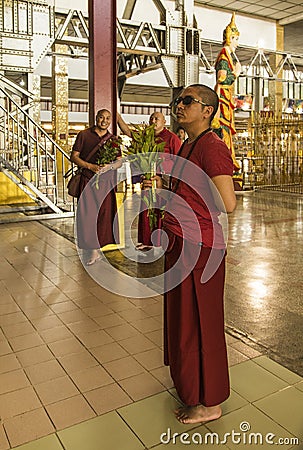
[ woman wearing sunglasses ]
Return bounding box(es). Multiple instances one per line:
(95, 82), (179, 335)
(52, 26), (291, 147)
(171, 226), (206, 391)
(143, 84), (236, 425)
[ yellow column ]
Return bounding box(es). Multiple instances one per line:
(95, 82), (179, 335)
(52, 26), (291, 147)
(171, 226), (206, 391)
(28, 74), (41, 125)
(269, 24), (284, 117)
(52, 44), (69, 173)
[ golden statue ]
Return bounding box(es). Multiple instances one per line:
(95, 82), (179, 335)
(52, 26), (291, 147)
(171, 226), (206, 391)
(213, 13), (241, 175)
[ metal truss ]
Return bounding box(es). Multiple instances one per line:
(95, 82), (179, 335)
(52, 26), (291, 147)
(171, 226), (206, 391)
(275, 53), (300, 81)
(2, 3), (302, 84)
(54, 9), (89, 50)
(0, 0), (55, 72)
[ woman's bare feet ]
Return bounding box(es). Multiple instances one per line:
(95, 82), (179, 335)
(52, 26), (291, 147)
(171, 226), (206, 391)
(175, 404), (222, 424)
(86, 249), (101, 266)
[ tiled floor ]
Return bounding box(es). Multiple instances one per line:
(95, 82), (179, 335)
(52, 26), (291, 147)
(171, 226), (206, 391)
(0, 191), (302, 449)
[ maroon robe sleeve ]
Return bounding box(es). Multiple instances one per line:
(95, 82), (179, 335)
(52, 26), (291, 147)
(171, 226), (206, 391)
(200, 135), (233, 178)
(72, 130), (85, 153)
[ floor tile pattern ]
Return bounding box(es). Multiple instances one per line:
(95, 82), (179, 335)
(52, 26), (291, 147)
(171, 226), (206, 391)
(0, 191), (302, 449)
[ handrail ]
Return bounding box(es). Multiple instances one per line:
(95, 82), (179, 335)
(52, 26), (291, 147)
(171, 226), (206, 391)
(0, 104), (56, 162)
(0, 74), (34, 99)
(0, 85), (74, 213)
(0, 85), (70, 160)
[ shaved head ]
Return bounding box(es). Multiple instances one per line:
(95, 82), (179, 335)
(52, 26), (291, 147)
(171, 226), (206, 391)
(149, 111), (166, 135)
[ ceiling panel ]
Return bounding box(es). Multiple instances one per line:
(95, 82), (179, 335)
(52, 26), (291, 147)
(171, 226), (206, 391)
(257, 7), (282, 14)
(285, 5), (303, 13)
(226, 1), (251, 8)
(195, 0), (303, 22)
(206, 0), (233, 6)
(260, 0), (281, 7)
(240, 0), (264, 4)
(270, 11), (292, 19)
(271, 2), (296, 10)
(238, 4), (265, 12)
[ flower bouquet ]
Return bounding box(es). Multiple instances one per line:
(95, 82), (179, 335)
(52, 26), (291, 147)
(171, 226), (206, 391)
(95, 136), (122, 189)
(124, 123), (165, 229)
(97, 136), (122, 166)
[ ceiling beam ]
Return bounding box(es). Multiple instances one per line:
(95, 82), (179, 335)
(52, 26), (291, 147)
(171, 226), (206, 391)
(122, 0), (137, 20)
(152, 0), (166, 22)
(279, 14), (303, 26)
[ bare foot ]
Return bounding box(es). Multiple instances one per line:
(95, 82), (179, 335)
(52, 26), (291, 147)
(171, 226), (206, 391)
(86, 249), (101, 266)
(175, 404), (222, 424)
(135, 244), (154, 252)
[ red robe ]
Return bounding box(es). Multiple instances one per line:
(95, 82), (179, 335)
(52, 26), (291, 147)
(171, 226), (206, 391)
(163, 131), (233, 406)
(73, 127), (120, 249)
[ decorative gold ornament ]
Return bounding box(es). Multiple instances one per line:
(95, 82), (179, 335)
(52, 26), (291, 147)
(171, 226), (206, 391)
(223, 12), (239, 46)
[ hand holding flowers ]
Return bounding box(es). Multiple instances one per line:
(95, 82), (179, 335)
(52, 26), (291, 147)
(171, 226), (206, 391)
(97, 136), (122, 165)
(123, 123), (165, 229)
(141, 175), (163, 190)
(95, 136), (122, 188)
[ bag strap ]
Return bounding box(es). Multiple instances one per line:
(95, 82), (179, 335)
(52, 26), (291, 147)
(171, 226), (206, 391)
(64, 167), (74, 178)
(86, 132), (113, 163)
(169, 127), (211, 194)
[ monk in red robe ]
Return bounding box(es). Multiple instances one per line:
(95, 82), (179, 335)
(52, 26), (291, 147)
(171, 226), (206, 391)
(143, 84), (236, 424)
(137, 112), (181, 248)
(117, 111), (181, 249)
(71, 109), (121, 265)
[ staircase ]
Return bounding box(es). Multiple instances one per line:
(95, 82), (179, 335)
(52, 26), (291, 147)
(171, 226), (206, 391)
(0, 0), (76, 222)
(0, 84), (75, 222)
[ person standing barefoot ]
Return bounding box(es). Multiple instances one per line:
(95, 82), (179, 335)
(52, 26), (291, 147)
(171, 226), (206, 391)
(144, 85), (236, 424)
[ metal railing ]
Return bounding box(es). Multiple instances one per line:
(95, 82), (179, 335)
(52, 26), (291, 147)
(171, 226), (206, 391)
(237, 114), (303, 193)
(0, 85), (75, 217)
(240, 155), (303, 193)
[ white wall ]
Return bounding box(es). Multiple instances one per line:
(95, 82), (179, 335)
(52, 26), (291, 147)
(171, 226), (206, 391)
(195, 7), (276, 50)
(35, 58), (51, 77)
(49, 0), (88, 15)
(117, 0), (277, 50)
(117, 0), (160, 23)
(121, 113), (171, 126)
(199, 71), (216, 90)
(127, 69), (170, 86)
(68, 59), (88, 79)
(35, 57), (88, 80)
(41, 111), (88, 123)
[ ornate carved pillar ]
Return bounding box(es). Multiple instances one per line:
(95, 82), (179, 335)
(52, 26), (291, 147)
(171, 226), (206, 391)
(28, 74), (41, 125)
(51, 45), (69, 148)
(269, 24), (284, 117)
(51, 44), (69, 173)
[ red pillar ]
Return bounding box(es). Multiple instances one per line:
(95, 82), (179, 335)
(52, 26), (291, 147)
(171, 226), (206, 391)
(88, 0), (117, 133)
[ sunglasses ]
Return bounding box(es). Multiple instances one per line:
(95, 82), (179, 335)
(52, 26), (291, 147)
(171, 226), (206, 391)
(173, 96), (208, 107)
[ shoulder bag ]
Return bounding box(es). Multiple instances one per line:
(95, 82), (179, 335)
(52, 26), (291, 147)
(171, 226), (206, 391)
(64, 133), (113, 198)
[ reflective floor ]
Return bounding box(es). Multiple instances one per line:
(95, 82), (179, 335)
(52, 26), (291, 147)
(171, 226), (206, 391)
(0, 190), (302, 449)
